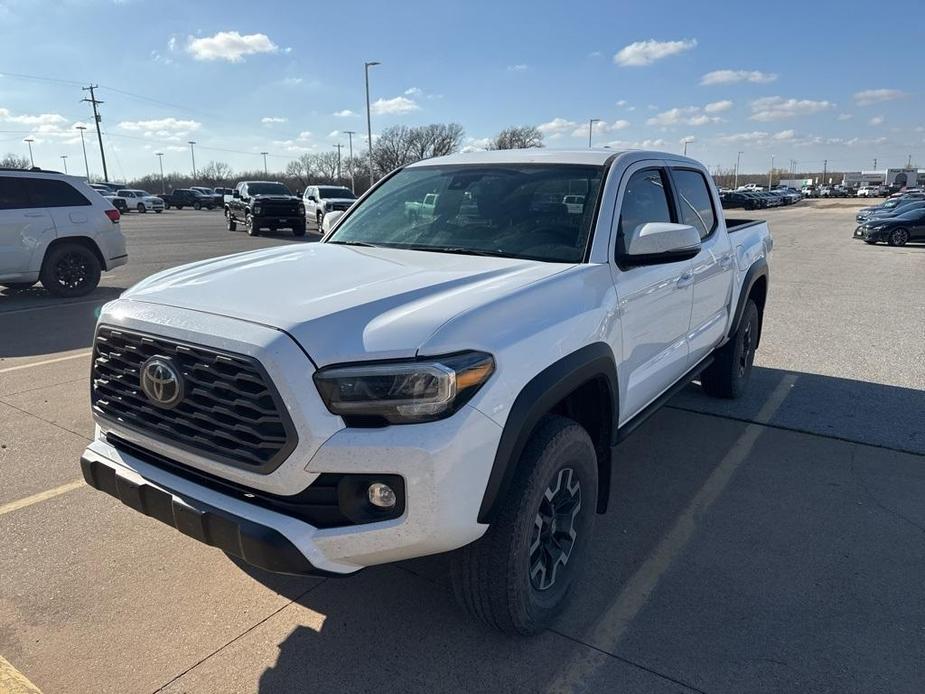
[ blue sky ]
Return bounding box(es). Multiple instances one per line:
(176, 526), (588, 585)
(1, 0), (922, 181)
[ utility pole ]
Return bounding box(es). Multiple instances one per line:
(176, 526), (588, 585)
(343, 130), (356, 191)
(873, 158), (877, 170)
(81, 85), (108, 182)
(768, 154), (774, 189)
(333, 143), (343, 182)
(734, 151), (743, 189)
(907, 154), (913, 168)
(188, 141), (197, 179)
(155, 152), (165, 194)
(75, 125), (90, 179)
(365, 61), (380, 190)
(822, 159), (827, 184)
(260, 152), (269, 176)
(588, 119), (600, 148)
(24, 138), (35, 167)
(60, 155), (68, 173)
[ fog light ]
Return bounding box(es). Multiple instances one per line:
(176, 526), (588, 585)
(368, 482), (397, 509)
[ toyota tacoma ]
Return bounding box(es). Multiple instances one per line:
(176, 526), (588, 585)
(81, 150), (772, 634)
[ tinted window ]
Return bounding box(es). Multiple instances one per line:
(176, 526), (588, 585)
(677, 180), (714, 231)
(26, 179), (91, 207)
(0, 176), (32, 210)
(318, 187), (356, 199)
(618, 168), (674, 241)
(247, 182), (292, 196)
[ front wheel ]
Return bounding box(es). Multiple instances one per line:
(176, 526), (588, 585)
(701, 299), (759, 399)
(887, 228), (909, 247)
(316, 211), (323, 230)
(193, 202), (202, 210)
(245, 214), (259, 236)
(293, 225), (306, 237)
(137, 203), (146, 213)
(39, 242), (101, 298)
(227, 215), (237, 232)
(450, 416), (597, 635)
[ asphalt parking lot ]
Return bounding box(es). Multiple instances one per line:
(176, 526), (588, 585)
(1, 202), (923, 693)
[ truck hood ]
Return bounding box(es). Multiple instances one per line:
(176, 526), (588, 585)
(122, 243), (570, 365)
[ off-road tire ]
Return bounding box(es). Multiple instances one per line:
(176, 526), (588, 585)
(39, 242), (101, 298)
(701, 298), (759, 399)
(450, 415), (598, 635)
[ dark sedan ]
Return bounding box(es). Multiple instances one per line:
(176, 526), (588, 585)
(854, 208), (925, 246)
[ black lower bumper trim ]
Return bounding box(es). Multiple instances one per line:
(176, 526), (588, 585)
(80, 455), (338, 577)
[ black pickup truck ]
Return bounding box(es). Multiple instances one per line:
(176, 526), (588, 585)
(226, 181), (305, 236)
(161, 188), (215, 210)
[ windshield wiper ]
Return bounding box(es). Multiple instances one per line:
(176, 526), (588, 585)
(328, 240), (383, 248)
(398, 245), (512, 258)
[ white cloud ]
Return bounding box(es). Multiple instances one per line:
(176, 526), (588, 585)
(261, 116), (287, 125)
(186, 31), (279, 62)
(328, 130), (339, 138)
(704, 99), (733, 113)
(616, 100), (627, 107)
(506, 64), (528, 72)
(773, 129), (796, 140)
(854, 89), (906, 106)
(700, 69), (777, 86)
(614, 38), (696, 67)
(869, 115), (885, 126)
(537, 118), (578, 138)
(371, 96), (420, 115)
(717, 131), (770, 144)
(404, 87), (423, 96)
(5, 112), (67, 126)
(571, 119), (631, 138)
(282, 77), (303, 86)
(165, 145), (187, 152)
(836, 113), (853, 121)
(118, 117), (201, 134)
(461, 137), (493, 152)
(647, 105), (721, 127)
(749, 96), (833, 121)
(606, 138), (669, 149)
(333, 109), (356, 117)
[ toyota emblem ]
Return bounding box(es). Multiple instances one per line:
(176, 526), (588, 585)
(140, 356), (184, 409)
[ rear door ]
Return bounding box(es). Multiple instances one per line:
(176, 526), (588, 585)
(669, 167), (734, 366)
(611, 164), (694, 422)
(29, 178), (93, 233)
(0, 175), (57, 279)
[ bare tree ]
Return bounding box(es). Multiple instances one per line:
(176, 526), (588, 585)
(312, 151), (341, 181)
(490, 126), (544, 150)
(198, 161), (233, 185)
(372, 123), (465, 176)
(1, 153), (31, 169)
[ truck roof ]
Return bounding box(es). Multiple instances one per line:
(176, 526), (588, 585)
(407, 148), (631, 168)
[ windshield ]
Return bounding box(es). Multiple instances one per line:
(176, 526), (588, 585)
(248, 182), (292, 196)
(327, 164), (604, 263)
(318, 187), (356, 199)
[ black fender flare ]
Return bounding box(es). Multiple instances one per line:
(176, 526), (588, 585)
(727, 257), (769, 344)
(477, 342), (619, 524)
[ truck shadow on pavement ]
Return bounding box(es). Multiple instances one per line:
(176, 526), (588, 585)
(0, 286), (123, 358)
(218, 366), (925, 694)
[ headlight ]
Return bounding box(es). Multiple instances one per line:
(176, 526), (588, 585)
(298, 203), (305, 213)
(314, 351), (495, 424)
(253, 204), (262, 214)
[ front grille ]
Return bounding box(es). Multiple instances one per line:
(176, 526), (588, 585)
(260, 201), (300, 215)
(327, 202), (350, 212)
(92, 326), (297, 473)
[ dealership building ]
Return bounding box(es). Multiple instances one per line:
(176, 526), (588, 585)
(843, 168), (925, 189)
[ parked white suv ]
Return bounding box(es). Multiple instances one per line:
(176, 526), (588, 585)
(81, 150), (771, 634)
(1, 168), (128, 296)
(114, 189), (165, 213)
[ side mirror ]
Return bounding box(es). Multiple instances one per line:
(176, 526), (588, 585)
(308, 195), (317, 202)
(232, 190), (241, 198)
(622, 222), (701, 265)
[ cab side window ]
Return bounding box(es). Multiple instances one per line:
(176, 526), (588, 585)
(672, 169), (717, 239)
(0, 176), (31, 210)
(617, 168), (674, 250)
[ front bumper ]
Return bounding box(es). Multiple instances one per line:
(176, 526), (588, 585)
(252, 214), (304, 228)
(854, 226), (885, 241)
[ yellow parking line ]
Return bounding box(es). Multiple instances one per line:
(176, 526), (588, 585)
(0, 351), (92, 375)
(0, 480), (85, 517)
(0, 655), (43, 693)
(547, 373), (798, 693)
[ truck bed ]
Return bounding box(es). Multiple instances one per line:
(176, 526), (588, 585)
(725, 218), (767, 233)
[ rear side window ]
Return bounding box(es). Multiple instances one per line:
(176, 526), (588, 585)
(672, 169), (717, 239)
(24, 179), (91, 208)
(0, 176), (31, 210)
(617, 168), (674, 240)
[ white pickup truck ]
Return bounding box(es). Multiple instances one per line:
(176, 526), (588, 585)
(81, 149), (771, 634)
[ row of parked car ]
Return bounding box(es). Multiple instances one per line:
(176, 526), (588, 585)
(87, 182), (233, 213)
(720, 187), (802, 210)
(853, 191), (925, 246)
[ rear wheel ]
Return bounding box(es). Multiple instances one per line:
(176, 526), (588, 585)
(450, 415), (597, 635)
(701, 299), (759, 399)
(888, 228), (909, 247)
(39, 242), (101, 298)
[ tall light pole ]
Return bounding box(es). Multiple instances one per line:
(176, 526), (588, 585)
(188, 140), (197, 179)
(768, 154), (774, 190)
(260, 152), (269, 176)
(734, 150), (743, 189)
(24, 138), (35, 167)
(365, 61), (380, 189)
(75, 125), (90, 179)
(682, 139), (692, 156)
(588, 119), (600, 148)
(344, 130), (356, 191)
(155, 152), (165, 194)
(60, 155), (68, 173)
(333, 143), (343, 182)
